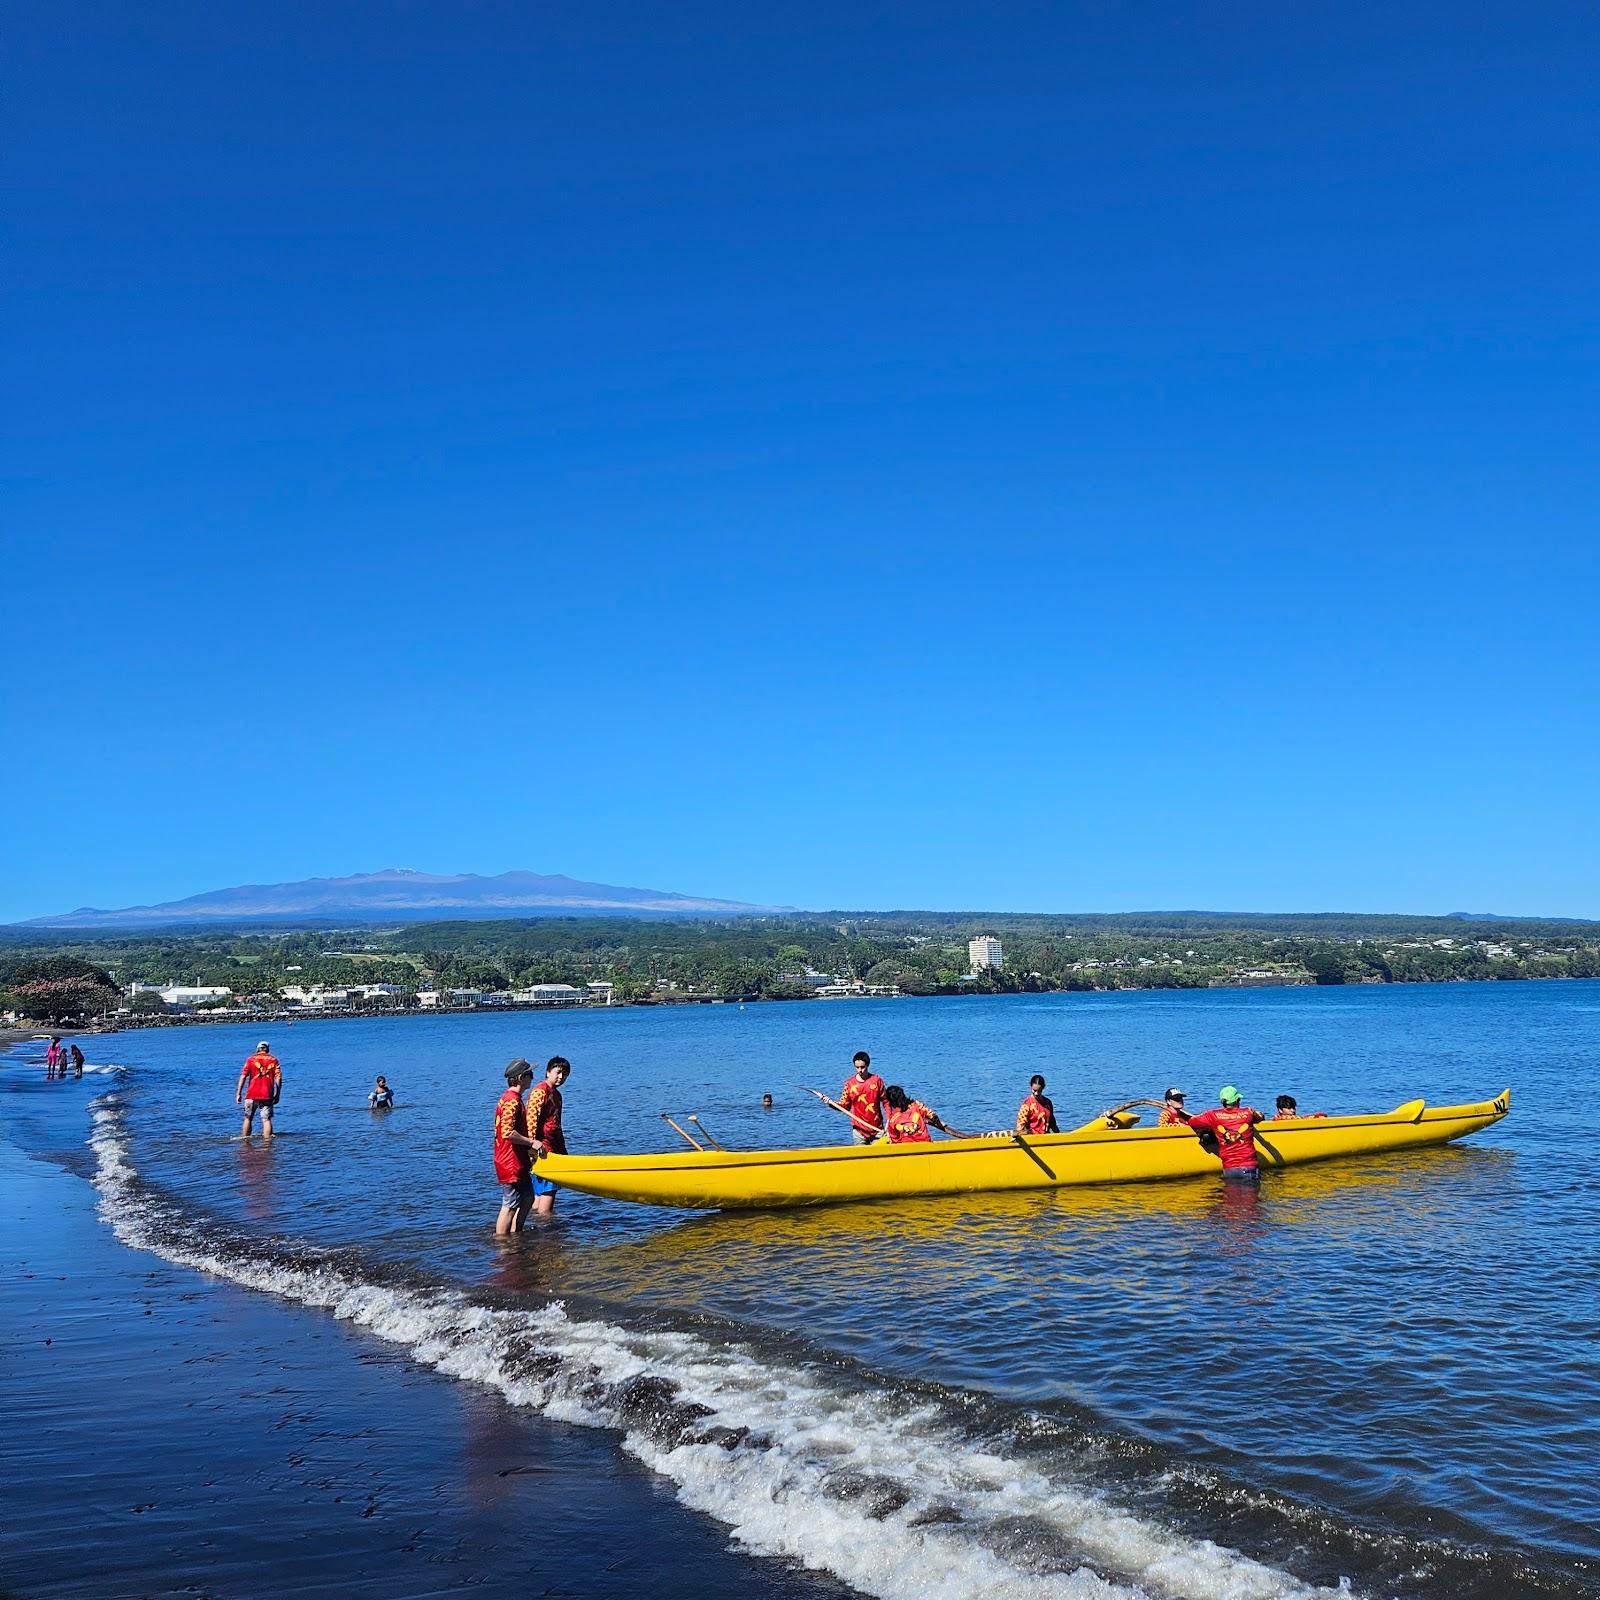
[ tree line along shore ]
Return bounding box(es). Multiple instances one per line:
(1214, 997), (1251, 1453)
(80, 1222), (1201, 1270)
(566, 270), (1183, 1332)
(3, 911), (1598, 1025)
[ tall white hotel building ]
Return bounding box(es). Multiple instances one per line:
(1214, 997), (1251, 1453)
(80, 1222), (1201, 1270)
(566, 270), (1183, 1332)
(968, 936), (1003, 971)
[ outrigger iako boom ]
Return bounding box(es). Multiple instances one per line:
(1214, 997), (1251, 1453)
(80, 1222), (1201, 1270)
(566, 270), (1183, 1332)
(535, 1089), (1511, 1211)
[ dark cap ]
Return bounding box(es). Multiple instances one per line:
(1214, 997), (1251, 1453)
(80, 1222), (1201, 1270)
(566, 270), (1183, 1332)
(505, 1057), (534, 1083)
(1163, 1086), (1186, 1101)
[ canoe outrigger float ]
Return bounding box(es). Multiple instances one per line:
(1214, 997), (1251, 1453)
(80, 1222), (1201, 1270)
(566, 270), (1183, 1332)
(537, 1089), (1510, 1211)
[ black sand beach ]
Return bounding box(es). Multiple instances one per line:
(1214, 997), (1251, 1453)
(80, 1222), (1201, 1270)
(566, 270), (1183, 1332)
(0, 1135), (848, 1600)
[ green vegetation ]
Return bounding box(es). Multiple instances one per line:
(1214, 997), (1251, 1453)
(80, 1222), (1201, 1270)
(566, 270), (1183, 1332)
(0, 955), (121, 1022)
(2, 911), (1597, 1022)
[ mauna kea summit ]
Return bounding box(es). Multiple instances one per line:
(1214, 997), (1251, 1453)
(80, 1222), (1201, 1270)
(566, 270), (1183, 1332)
(22, 869), (780, 929)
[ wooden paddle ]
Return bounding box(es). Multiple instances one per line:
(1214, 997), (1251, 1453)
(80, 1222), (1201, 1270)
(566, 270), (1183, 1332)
(1009, 1131), (1057, 1178)
(660, 1112), (704, 1151)
(801, 1085), (883, 1139)
(687, 1114), (728, 1151)
(801, 1086), (978, 1141)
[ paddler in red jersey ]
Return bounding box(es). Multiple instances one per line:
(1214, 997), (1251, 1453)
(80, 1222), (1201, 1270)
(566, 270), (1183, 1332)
(494, 1059), (538, 1235)
(1157, 1087), (1191, 1126)
(1015, 1075), (1059, 1136)
(839, 1050), (886, 1144)
(235, 1042), (282, 1140)
(1186, 1085), (1265, 1183)
(881, 1084), (952, 1144)
(526, 1056), (571, 1216)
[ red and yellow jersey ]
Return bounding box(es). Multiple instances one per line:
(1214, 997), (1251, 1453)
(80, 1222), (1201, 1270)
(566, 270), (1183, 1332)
(1016, 1094), (1057, 1136)
(1158, 1105), (1191, 1127)
(885, 1100), (937, 1144)
(493, 1087), (529, 1182)
(1187, 1106), (1264, 1169)
(840, 1073), (886, 1135)
(527, 1081), (566, 1154)
(241, 1052), (281, 1101)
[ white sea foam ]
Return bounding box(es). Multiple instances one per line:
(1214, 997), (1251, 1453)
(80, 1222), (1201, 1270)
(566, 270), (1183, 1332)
(88, 1093), (1351, 1600)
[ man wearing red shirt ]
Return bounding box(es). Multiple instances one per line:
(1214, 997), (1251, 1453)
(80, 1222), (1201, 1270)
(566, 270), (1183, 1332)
(235, 1042), (282, 1140)
(1015, 1074), (1059, 1136)
(494, 1059), (538, 1235)
(1187, 1085), (1265, 1183)
(839, 1051), (885, 1144)
(526, 1056), (571, 1216)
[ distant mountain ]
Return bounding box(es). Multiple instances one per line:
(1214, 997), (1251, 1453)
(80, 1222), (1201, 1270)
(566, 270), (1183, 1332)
(21, 869), (783, 929)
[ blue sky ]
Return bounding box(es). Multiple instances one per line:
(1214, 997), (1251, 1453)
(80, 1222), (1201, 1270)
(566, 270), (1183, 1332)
(5, 2), (1597, 922)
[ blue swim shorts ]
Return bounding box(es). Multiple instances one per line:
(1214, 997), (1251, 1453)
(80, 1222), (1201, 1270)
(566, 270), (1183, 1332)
(531, 1171), (557, 1198)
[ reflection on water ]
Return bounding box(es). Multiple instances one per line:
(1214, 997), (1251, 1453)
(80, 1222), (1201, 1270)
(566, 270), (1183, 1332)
(50, 984), (1600, 1577)
(236, 1138), (280, 1230)
(511, 1136), (1584, 1559)
(556, 1142), (1501, 1291)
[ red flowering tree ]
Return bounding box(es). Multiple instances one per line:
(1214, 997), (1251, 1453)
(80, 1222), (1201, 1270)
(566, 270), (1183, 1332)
(1, 957), (121, 1022)
(7, 975), (118, 1021)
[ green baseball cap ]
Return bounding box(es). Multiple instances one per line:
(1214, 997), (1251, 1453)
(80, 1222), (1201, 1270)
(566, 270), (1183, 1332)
(1219, 1084), (1242, 1105)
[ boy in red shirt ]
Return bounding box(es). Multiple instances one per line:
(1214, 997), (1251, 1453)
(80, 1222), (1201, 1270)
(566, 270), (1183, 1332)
(526, 1056), (571, 1216)
(494, 1059), (538, 1235)
(1187, 1085), (1265, 1183)
(839, 1051), (885, 1143)
(235, 1043), (282, 1140)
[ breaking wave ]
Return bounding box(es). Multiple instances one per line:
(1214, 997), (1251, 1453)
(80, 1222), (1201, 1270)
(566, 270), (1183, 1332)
(84, 1090), (1590, 1600)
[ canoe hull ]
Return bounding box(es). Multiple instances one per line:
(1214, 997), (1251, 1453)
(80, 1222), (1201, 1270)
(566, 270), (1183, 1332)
(537, 1090), (1511, 1211)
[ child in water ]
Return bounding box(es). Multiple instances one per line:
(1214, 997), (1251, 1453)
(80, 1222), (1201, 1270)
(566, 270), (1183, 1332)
(369, 1075), (394, 1109)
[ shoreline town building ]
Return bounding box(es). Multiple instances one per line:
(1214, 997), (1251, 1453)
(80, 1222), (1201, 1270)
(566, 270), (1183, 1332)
(969, 935), (1003, 972)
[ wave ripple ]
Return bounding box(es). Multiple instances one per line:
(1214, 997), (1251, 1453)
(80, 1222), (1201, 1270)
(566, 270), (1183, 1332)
(88, 1091), (1352, 1600)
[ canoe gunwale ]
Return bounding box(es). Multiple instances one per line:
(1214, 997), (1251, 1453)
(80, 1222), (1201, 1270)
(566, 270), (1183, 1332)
(536, 1090), (1511, 1207)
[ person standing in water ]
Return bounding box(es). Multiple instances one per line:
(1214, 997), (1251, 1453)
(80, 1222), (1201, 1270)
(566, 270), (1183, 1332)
(1015, 1074), (1059, 1135)
(1186, 1085), (1265, 1184)
(1157, 1087), (1191, 1126)
(526, 1056), (571, 1216)
(882, 1085), (952, 1143)
(493, 1060), (538, 1234)
(69, 1043), (85, 1077)
(45, 1037), (63, 1078)
(369, 1075), (394, 1109)
(839, 1051), (886, 1144)
(235, 1042), (282, 1139)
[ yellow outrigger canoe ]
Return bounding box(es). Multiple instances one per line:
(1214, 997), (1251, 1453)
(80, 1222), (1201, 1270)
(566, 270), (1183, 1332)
(538, 1089), (1510, 1211)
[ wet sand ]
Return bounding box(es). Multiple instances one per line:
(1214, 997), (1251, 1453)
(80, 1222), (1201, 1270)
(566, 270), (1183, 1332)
(0, 1138), (851, 1600)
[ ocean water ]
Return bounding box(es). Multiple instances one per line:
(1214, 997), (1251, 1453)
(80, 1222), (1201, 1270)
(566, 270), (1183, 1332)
(6, 981), (1599, 1599)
